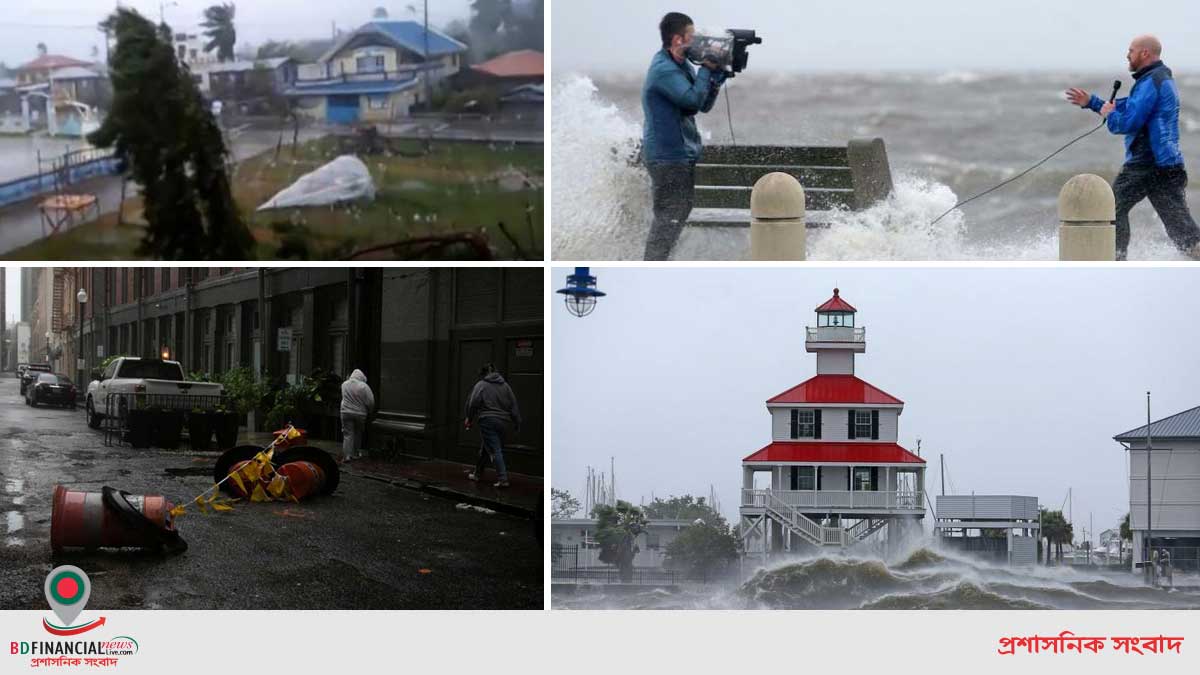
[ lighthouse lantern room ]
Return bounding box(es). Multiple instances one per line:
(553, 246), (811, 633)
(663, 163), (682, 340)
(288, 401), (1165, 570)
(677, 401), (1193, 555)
(740, 289), (926, 560)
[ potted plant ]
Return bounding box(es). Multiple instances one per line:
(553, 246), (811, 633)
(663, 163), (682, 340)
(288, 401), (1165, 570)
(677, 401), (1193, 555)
(214, 367), (270, 446)
(188, 408), (214, 450)
(153, 407), (184, 449)
(213, 403), (241, 449)
(125, 407), (153, 449)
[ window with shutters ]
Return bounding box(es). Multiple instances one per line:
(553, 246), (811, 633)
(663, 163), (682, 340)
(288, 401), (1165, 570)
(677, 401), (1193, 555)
(854, 467), (874, 491)
(796, 410), (815, 437)
(791, 466), (815, 491)
(855, 410), (872, 438)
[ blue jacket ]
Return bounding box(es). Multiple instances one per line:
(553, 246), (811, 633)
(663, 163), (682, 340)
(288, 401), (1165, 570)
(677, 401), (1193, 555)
(641, 49), (726, 164)
(1086, 60), (1184, 168)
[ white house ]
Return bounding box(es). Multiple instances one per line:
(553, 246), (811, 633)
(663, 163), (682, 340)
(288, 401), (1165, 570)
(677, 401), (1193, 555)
(1114, 405), (1200, 572)
(740, 289), (926, 561)
(551, 518), (694, 576)
(286, 20), (467, 124)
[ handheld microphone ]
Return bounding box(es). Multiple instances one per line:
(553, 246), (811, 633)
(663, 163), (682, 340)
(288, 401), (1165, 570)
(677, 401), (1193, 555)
(1109, 80), (1121, 103)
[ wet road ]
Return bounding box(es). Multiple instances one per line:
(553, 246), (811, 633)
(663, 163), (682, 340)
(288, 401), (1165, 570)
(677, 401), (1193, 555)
(0, 376), (541, 609)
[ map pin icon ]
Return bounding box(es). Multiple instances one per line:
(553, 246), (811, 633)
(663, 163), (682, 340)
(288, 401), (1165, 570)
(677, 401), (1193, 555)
(45, 565), (90, 627)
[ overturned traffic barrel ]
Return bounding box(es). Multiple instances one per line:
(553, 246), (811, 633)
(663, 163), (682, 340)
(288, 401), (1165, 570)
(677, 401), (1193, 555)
(750, 172), (806, 260)
(1059, 174), (1116, 261)
(215, 445), (340, 500)
(51, 485), (187, 553)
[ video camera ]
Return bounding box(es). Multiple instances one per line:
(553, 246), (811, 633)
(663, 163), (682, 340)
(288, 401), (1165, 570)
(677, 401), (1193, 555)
(686, 29), (763, 78)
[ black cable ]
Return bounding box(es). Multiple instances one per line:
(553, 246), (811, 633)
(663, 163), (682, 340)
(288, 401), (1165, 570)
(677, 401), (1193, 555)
(929, 119), (1107, 226)
(725, 80), (737, 146)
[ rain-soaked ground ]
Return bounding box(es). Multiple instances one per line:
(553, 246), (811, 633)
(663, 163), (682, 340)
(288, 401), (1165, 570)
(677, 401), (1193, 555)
(553, 547), (1200, 610)
(0, 376), (540, 609)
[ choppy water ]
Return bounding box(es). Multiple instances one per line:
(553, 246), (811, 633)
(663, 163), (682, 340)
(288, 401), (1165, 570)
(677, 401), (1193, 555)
(552, 547), (1200, 610)
(551, 71), (1200, 260)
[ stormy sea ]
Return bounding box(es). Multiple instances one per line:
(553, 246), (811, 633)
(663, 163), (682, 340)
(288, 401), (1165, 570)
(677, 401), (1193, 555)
(551, 71), (1200, 260)
(551, 547), (1200, 610)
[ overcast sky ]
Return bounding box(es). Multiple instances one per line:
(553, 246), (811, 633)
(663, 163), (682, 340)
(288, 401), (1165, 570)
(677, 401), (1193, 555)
(551, 267), (1200, 544)
(0, 0), (474, 67)
(553, 0), (1200, 73)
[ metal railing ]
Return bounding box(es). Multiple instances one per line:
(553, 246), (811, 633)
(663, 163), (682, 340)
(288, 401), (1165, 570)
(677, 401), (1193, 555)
(101, 392), (230, 447)
(742, 488), (923, 510)
(762, 489), (824, 544)
(805, 326), (866, 343)
(550, 566), (678, 586)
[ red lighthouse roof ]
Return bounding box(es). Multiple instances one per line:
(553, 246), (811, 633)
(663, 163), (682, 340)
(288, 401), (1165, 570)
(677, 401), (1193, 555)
(815, 288), (856, 313)
(744, 441), (925, 464)
(767, 374), (903, 405)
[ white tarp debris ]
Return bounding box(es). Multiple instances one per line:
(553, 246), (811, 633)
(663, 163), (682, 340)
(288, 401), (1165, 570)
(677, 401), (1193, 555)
(455, 503), (496, 515)
(256, 155), (376, 211)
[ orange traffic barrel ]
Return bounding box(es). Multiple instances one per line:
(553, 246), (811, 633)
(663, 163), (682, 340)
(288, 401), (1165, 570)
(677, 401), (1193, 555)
(213, 445), (340, 500)
(51, 485), (186, 553)
(277, 461), (326, 500)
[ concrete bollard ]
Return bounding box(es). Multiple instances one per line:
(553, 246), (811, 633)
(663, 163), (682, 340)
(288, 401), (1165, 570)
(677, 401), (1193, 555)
(1058, 174), (1116, 261)
(750, 172), (806, 260)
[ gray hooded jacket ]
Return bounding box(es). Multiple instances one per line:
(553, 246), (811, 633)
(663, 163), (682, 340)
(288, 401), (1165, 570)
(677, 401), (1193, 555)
(340, 369), (375, 418)
(464, 373), (522, 428)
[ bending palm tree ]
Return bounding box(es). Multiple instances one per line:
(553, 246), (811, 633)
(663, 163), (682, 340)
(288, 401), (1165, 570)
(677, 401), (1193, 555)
(201, 3), (237, 62)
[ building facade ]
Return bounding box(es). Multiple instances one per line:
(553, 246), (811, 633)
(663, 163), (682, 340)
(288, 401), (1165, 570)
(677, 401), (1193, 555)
(287, 20), (467, 124)
(740, 289), (926, 560)
(1114, 406), (1200, 572)
(32, 267), (542, 475)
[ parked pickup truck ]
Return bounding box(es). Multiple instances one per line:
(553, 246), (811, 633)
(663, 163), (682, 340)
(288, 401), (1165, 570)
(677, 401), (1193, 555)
(86, 357), (224, 429)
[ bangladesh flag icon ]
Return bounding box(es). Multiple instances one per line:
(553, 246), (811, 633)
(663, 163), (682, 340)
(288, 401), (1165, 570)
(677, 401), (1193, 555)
(44, 565), (91, 627)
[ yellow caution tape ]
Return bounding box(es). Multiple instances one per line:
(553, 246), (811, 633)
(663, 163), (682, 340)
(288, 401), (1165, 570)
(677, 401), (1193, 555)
(267, 474), (288, 498)
(229, 470), (246, 495)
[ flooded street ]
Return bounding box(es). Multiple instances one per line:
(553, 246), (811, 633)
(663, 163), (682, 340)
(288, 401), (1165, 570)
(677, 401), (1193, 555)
(0, 134), (92, 184)
(0, 374), (541, 609)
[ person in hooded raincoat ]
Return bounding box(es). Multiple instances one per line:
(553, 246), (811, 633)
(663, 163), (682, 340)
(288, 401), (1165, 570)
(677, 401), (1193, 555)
(340, 369), (375, 462)
(464, 363), (522, 488)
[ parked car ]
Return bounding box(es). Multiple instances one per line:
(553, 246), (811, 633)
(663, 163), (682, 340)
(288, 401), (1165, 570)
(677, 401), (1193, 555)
(86, 357), (223, 429)
(18, 363), (52, 396)
(26, 372), (78, 408)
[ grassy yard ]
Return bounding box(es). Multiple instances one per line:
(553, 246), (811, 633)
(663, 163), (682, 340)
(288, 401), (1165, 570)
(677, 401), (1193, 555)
(3, 136), (543, 260)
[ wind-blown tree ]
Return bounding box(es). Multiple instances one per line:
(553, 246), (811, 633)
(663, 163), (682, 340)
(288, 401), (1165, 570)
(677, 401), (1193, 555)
(665, 520), (739, 582)
(593, 500), (646, 583)
(644, 495), (722, 522)
(36, 42), (48, 57)
(373, 6), (389, 19)
(1039, 509), (1073, 566)
(201, 3), (237, 62)
(551, 488), (581, 519)
(88, 8), (253, 260)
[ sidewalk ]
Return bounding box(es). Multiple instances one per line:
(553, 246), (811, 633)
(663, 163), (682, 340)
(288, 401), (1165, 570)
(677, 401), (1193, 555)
(238, 431), (541, 519)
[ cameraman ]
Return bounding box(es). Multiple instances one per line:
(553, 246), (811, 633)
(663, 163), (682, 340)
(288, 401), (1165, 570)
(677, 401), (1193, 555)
(641, 12), (728, 261)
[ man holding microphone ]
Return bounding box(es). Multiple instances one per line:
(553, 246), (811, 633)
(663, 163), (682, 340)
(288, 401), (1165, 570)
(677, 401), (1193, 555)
(1067, 34), (1200, 260)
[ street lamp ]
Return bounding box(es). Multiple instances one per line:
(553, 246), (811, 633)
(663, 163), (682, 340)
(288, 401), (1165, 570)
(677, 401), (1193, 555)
(555, 267), (606, 318)
(77, 286), (87, 390)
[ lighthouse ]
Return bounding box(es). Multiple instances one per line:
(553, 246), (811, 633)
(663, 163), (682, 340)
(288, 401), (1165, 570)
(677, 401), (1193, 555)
(739, 289), (926, 561)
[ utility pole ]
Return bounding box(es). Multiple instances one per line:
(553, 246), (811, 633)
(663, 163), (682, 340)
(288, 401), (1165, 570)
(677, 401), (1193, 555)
(423, 0), (432, 109)
(940, 453), (944, 496)
(1146, 391), (1154, 584)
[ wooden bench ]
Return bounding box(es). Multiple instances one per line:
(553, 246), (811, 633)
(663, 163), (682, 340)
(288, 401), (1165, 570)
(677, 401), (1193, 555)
(687, 138), (894, 228)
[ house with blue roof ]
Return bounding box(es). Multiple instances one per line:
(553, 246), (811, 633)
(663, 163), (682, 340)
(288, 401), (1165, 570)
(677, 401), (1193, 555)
(286, 20), (468, 124)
